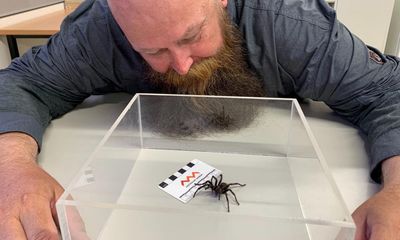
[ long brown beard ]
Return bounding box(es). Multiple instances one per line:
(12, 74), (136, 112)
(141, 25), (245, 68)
(142, 9), (265, 137)
(147, 9), (265, 97)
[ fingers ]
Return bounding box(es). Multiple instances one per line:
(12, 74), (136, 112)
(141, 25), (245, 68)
(352, 210), (367, 240)
(50, 186), (65, 229)
(65, 205), (91, 240)
(19, 194), (59, 240)
(352, 208), (398, 240)
(57, 195), (90, 240)
(354, 225), (367, 240)
(369, 224), (397, 240)
(0, 218), (27, 240)
(18, 191), (90, 240)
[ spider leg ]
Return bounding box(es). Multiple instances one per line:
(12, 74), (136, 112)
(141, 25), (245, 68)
(224, 192), (230, 212)
(194, 179), (215, 196)
(195, 180), (212, 186)
(193, 184), (210, 197)
(218, 174), (223, 186)
(210, 176), (220, 194)
(211, 176), (218, 187)
(227, 189), (241, 205)
(196, 180), (212, 190)
(226, 183), (246, 188)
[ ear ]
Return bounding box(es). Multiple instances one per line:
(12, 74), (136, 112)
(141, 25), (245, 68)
(220, 0), (228, 8)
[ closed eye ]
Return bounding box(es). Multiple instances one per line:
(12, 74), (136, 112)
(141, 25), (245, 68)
(178, 32), (202, 45)
(145, 48), (168, 56)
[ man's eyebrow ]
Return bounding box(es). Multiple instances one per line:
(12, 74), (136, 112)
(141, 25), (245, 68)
(138, 18), (207, 53)
(176, 17), (207, 44)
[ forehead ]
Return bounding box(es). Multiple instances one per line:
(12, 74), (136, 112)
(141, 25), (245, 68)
(109, 0), (212, 48)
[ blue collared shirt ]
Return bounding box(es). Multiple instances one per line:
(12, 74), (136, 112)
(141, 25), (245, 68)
(1, 0), (399, 182)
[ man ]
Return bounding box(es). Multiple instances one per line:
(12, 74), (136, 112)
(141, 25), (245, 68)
(0, 0), (399, 239)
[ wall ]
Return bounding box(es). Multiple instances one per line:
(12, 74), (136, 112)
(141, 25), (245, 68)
(336, 0), (395, 53)
(385, 0), (400, 57)
(0, 36), (10, 68)
(0, 3), (63, 69)
(0, 1), (399, 70)
(0, 0), (62, 17)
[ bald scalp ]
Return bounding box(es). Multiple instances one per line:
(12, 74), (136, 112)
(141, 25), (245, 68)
(108, 0), (210, 25)
(108, 0), (214, 46)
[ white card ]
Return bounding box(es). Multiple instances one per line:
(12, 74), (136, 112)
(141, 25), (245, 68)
(158, 159), (222, 203)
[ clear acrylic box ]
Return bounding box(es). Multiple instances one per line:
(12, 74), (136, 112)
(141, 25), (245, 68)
(57, 94), (355, 240)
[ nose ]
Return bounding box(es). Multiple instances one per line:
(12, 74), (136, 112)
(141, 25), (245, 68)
(170, 48), (194, 75)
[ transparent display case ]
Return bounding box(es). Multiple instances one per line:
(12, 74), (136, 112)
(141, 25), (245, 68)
(57, 94), (355, 240)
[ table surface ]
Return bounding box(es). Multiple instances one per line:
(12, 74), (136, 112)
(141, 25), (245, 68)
(39, 93), (379, 218)
(0, 9), (66, 35)
(40, 93), (380, 239)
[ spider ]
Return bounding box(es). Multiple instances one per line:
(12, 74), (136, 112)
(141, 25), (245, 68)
(193, 174), (246, 212)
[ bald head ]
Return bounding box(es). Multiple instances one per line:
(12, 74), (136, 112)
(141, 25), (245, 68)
(108, 0), (228, 74)
(109, 0), (208, 21)
(107, 0), (263, 99)
(109, 0), (212, 39)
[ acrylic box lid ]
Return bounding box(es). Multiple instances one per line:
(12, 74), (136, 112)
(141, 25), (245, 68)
(57, 93), (355, 240)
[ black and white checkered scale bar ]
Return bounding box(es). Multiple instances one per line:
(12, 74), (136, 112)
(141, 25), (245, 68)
(159, 160), (196, 188)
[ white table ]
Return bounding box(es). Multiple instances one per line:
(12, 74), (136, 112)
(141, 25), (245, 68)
(38, 93), (380, 237)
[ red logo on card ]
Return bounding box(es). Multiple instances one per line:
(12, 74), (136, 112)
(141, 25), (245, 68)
(181, 172), (200, 186)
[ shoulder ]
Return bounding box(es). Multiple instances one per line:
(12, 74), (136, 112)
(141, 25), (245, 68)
(227, 0), (335, 30)
(58, 0), (130, 56)
(61, 0), (113, 35)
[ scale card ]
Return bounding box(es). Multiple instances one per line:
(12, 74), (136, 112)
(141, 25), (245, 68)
(158, 159), (222, 203)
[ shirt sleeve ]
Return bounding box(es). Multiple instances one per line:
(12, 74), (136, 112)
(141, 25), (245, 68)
(312, 21), (400, 183)
(0, 0), (125, 147)
(319, 33), (400, 183)
(275, 1), (400, 183)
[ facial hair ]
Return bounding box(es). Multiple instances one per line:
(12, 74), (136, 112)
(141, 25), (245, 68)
(147, 9), (265, 97)
(142, 8), (265, 137)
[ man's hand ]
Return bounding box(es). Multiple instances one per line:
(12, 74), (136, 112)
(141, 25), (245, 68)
(0, 132), (89, 240)
(352, 156), (400, 240)
(0, 132), (64, 239)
